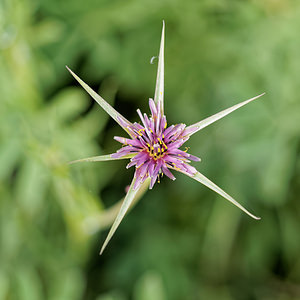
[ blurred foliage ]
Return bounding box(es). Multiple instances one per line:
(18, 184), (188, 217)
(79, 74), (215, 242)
(0, 0), (299, 299)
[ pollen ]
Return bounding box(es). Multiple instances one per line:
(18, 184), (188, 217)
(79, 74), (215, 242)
(145, 137), (168, 161)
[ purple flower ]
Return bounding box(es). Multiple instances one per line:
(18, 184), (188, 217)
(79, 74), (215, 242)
(67, 21), (265, 254)
(111, 98), (200, 190)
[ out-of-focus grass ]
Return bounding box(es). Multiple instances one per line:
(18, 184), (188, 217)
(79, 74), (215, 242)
(0, 0), (299, 299)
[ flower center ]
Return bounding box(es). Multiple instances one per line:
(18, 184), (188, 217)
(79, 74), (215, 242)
(146, 137), (168, 160)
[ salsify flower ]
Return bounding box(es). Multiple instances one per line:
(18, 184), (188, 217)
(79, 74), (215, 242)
(67, 21), (264, 255)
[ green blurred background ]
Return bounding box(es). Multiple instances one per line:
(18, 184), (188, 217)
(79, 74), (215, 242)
(1, 0), (299, 299)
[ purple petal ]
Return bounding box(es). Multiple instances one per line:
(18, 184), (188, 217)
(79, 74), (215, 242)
(161, 165), (176, 181)
(114, 136), (143, 148)
(149, 98), (158, 117)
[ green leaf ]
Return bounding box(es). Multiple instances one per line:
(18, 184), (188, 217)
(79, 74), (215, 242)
(14, 265), (44, 300)
(133, 271), (167, 300)
(154, 21), (165, 114)
(81, 178), (150, 234)
(0, 138), (21, 181)
(48, 268), (84, 300)
(16, 159), (47, 216)
(46, 87), (88, 123)
(0, 271), (9, 300)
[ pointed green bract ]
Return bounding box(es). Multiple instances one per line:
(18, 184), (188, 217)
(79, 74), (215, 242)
(154, 21), (165, 114)
(100, 177), (142, 255)
(170, 167), (260, 220)
(185, 93), (265, 137)
(191, 171), (260, 220)
(66, 66), (133, 137)
(68, 153), (134, 164)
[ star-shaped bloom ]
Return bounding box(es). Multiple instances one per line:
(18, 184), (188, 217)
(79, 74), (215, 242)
(67, 21), (264, 254)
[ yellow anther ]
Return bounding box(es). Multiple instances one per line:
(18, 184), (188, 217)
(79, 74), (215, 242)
(162, 134), (165, 139)
(164, 122), (167, 129)
(137, 128), (145, 136)
(171, 162), (180, 171)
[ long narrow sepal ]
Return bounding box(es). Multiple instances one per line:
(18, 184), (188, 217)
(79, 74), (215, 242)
(68, 153), (134, 164)
(66, 66), (133, 137)
(191, 171), (260, 219)
(173, 168), (260, 220)
(184, 93), (265, 137)
(100, 177), (142, 255)
(154, 21), (165, 114)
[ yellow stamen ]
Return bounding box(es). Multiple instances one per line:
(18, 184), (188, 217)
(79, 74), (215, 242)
(172, 162), (180, 171)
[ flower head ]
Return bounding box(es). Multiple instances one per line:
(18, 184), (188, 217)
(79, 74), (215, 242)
(67, 21), (264, 254)
(112, 98), (200, 190)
